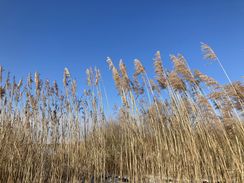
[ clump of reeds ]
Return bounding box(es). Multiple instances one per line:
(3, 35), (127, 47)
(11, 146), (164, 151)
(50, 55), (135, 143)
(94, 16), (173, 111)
(0, 43), (243, 182)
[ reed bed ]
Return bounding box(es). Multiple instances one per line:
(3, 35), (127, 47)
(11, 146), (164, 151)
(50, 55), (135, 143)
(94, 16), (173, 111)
(0, 43), (243, 182)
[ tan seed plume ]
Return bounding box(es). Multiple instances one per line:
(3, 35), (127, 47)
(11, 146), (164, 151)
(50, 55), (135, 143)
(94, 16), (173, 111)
(201, 42), (217, 60)
(134, 59), (145, 76)
(168, 71), (186, 91)
(170, 54), (195, 83)
(63, 67), (70, 87)
(34, 72), (40, 91)
(154, 51), (167, 89)
(194, 70), (219, 87)
(119, 59), (130, 92)
(95, 67), (101, 86)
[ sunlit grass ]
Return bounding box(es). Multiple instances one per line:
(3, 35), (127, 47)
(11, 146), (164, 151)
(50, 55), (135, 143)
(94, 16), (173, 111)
(0, 44), (243, 182)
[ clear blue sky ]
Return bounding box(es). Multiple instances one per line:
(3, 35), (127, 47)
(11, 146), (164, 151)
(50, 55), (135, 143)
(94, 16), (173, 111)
(0, 0), (244, 104)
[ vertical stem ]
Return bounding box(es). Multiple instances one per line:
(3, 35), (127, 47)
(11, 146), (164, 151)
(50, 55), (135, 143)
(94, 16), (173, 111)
(216, 57), (242, 121)
(216, 57), (232, 85)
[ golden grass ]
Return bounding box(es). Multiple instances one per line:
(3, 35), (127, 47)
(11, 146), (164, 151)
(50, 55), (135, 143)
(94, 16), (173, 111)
(0, 44), (244, 182)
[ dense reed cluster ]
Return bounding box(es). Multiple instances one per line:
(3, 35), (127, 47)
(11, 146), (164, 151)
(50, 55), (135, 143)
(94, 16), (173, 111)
(0, 43), (243, 182)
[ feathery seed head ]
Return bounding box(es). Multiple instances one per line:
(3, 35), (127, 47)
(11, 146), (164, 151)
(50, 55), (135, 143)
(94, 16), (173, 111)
(168, 71), (186, 91)
(170, 54), (195, 83)
(150, 79), (159, 92)
(208, 91), (223, 100)
(132, 75), (144, 95)
(5, 72), (11, 90)
(201, 42), (217, 60)
(154, 52), (167, 89)
(53, 80), (59, 96)
(86, 68), (91, 86)
(17, 79), (23, 89)
(63, 67), (70, 87)
(112, 66), (121, 93)
(197, 94), (214, 114)
(119, 59), (128, 78)
(71, 80), (77, 97)
(27, 73), (33, 87)
(155, 51), (161, 62)
(224, 81), (244, 99)
(106, 57), (114, 70)
(194, 70), (218, 87)
(64, 67), (70, 77)
(34, 72), (40, 91)
(134, 59), (145, 76)
(119, 60), (131, 92)
(95, 67), (101, 86)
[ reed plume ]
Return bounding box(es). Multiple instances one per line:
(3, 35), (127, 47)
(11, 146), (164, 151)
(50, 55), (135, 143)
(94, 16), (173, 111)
(194, 70), (219, 87)
(86, 68), (92, 86)
(201, 42), (217, 60)
(63, 67), (71, 87)
(168, 71), (186, 91)
(224, 82), (244, 99)
(132, 75), (144, 96)
(201, 42), (235, 91)
(132, 59), (145, 96)
(119, 59), (131, 92)
(27, 73), (33, 87)
(17, 79), (23, 89)
(154, 51), (167, 89)
(53, 80), (59, 96)
(170, 54), (195, 83)
(196, 93), (216, 118)
(107, 58), (122, 94)
(112, 67), (121, 93)
(149, 79), (159, 93)
(95, 67), (101, 86)
(224, 81), (244, 110)
(34, 72), (40, 92)
(134, 59), (145, 76)
(71, 79), (77, 97)
(106, 57), (114, 70)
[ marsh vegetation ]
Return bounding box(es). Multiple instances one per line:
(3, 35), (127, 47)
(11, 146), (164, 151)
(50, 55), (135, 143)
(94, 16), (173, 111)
(0, 43), (243, 182)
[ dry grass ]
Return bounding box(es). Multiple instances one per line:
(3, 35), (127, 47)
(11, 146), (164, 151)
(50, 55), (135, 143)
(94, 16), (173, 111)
(0, 44), (244, 182)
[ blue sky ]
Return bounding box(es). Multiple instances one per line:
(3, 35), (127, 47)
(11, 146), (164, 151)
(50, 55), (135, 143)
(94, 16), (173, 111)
(0, 0), (244, 105)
